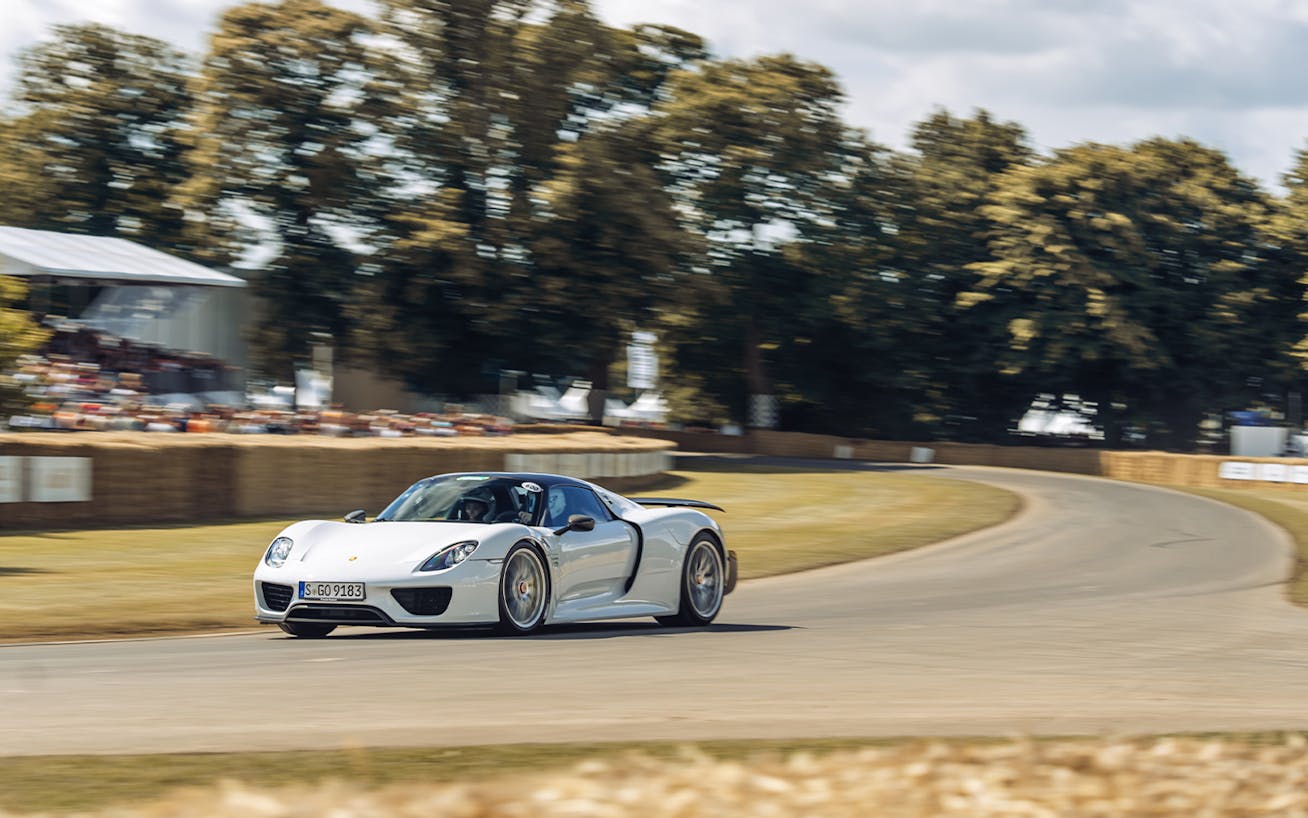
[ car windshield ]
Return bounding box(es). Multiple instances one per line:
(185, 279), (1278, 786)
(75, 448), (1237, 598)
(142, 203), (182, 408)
(375, 475), (544, 524)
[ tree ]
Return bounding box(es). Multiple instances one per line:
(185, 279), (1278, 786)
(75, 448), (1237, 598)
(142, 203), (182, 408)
(770, 132), (911, 436)
(1272, 147), (1308, 387)
(348, 193), (490, 395)
(355, 1), (706, 398)
(372, 1), (704, 240)
(653, 54), (850, 428)
(970, 138), (1295, 448)
(0, 23), (194, 246)
(520, 122), (694, 420)
(180, 0), (376, 374)
(0, 276), (50, 412)
(891, 109), (1035, 440)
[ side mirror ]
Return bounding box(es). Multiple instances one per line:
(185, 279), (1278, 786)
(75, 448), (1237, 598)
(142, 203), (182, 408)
(552, 514), (595, 536)
(344, 509), (367, 524)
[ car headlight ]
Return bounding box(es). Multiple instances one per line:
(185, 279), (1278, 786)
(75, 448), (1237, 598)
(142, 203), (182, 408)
(264, 536), (294, 568)
(419, 540), (479, 572)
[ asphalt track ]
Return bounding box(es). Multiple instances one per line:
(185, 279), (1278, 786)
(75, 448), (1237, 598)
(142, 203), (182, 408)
(4, 461), (1308, 756)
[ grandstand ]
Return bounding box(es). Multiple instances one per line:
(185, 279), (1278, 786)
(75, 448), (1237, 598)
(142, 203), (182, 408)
(0, 225), (249, 378)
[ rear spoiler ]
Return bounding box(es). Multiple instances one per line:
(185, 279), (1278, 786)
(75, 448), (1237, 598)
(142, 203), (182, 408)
(630, 497), (725, 512)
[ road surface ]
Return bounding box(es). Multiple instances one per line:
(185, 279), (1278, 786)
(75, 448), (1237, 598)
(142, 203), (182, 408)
(3, 463), (1307, 755)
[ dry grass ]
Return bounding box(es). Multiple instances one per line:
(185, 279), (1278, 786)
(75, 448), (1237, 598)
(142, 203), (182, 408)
(0, 518), (293, 642)
(3, 736), (1306, 817)
(657, 463), (1019, 578)
(0, 466), (1017, 642)
(0, 738), (896, 813)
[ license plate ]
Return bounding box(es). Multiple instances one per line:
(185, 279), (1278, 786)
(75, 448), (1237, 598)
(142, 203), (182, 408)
(299, 581), (365, 601)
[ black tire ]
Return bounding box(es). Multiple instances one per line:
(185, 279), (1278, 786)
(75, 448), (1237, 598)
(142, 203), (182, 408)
(497, 543), (549, 635)
(656, 534), (725, 627)
(278, 621), (337, 638)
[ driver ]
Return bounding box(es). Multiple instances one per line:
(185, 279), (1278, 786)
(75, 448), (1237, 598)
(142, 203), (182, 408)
(461, 496), (490, 521)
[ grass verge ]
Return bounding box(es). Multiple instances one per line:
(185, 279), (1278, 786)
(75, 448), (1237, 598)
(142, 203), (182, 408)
(1174, 486), (1308, 608)
(2, 733), (1305, 814)
(0, 738), (900, 813)
(0, 465), (1018, 643)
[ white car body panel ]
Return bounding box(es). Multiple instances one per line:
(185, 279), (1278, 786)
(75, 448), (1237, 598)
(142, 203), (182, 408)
(550, 519), (637, 603)
(253, 473), (732, 632)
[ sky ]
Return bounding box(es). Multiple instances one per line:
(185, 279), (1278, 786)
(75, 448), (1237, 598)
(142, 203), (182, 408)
(4, 0), (1308, 190)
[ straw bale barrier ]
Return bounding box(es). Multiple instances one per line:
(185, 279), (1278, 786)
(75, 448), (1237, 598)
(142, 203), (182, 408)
(6, 425), (1305, 529)
(623, 427), (1308, 490)
(0, 432), (673, 530)
(7, 737), (1306, 818)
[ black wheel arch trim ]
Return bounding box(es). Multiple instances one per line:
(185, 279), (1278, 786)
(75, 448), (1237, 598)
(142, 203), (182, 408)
(692, 528), (736, 595)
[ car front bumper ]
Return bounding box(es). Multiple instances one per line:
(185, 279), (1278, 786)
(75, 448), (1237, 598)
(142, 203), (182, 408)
(253, 558), (503, 628)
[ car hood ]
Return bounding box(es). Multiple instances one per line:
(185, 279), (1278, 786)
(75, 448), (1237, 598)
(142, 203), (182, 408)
(290, 520), (492, 571)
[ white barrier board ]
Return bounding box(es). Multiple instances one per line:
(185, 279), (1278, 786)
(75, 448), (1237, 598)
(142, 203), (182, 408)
(27, 457), (92, 502)
(0, 457), (20, 503)
(1218, 462), (1255, 481)
(910, 447), (935, 464)
(1260, 463), (1289, 482)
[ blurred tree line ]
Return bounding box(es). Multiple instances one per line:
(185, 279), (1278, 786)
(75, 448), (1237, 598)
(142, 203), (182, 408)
(2, 0), (1308, 449)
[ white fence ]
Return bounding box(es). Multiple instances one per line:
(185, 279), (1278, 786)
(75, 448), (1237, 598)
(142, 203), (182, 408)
(503, 450), (672, 479)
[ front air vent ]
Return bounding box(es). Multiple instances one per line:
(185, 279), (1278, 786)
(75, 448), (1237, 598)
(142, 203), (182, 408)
(391, 587), (453, 616)
(286, 604), (391, 625)
(261, 582), (293, 612)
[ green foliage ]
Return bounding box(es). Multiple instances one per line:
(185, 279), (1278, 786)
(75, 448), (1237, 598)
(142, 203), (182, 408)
(0, 276), (50, 412)
(180, 0), (376, 375)
(0, 24), (193, 244)
(1273, 148), (1308, 374)
(890, 110), (1037, 439)
(4, 4), (1308, 445)
(349, 195), (488, 394)
(520, 123), (693, 391)
(354, 2), (706, 399)
(771, 132), (914, 436)
(652, 55), (853, 423)
(971, 138), (1299, 447)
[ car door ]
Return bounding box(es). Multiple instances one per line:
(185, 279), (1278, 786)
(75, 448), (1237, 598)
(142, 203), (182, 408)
(546, 485), (637, 603)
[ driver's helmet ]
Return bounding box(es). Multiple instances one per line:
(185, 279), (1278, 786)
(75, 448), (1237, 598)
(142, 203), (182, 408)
(461, 490), (492, 520)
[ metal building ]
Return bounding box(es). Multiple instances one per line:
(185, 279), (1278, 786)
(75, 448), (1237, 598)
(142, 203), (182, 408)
(0, 226), (249, 372)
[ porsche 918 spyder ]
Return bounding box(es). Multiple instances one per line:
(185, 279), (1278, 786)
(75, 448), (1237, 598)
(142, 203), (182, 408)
(253, 472), (737, 637)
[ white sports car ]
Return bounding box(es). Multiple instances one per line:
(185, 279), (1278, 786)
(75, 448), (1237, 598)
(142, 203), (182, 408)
(253, 472), (737, 637)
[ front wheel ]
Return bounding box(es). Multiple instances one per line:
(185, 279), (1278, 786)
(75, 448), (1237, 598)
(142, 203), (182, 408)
(278, 621), (336, 638)
(656, 535), (725, 627)
(497, 543), (549, 635)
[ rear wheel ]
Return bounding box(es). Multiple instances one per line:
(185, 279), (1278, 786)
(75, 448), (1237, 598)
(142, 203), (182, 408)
(497, 543), (549, 635)
(278, 622), (336, 638)
(656, 535), (725, 627)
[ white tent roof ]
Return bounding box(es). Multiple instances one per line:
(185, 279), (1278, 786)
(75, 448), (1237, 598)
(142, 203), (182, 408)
(0, 226), (245, 288)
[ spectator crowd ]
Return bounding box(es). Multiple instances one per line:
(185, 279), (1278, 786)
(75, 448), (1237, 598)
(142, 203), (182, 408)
(4, 325), (514, 437)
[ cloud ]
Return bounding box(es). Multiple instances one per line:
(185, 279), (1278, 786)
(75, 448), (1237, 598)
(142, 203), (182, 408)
(0, 0), (374, 98)
(803, 0), (1131, 56)
(0, 0), (210, 96)
(594, 0), (1308, 185)
(4, 0), (1308, 187)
